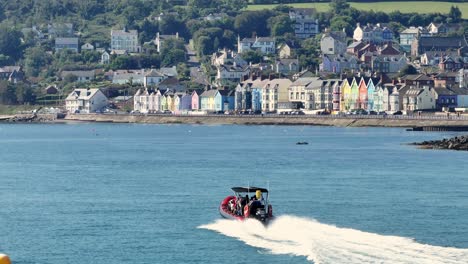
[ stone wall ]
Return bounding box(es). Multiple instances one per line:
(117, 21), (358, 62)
(64, 114), (468, 128)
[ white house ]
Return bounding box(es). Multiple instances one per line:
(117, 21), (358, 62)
(101, 51), (110, 64)
(65, 89), (108, 113)
(321, 30), (347, 55)
(111, 28), (140, 53)
(402, 86), (435, 111)
(216, 65), (250, 83)
(237, 36), (276, 54)
(261, 78), (292, 112)
(81, 43), (94, 51)
(211, 49), (247, 67)
(289, 8), (319, 38)
(134, 88), (164, 113)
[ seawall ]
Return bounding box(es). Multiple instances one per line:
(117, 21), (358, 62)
(64, 114), (468, 128)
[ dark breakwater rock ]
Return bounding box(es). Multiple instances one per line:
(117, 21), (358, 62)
(411, 135), (468, 151)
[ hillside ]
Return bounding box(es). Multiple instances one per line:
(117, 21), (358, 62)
(247, 1), (468, 19)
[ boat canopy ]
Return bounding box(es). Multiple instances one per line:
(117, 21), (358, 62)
(231, 187), (269, 193)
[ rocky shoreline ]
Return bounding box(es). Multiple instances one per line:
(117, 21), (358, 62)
(0, 114), (59, 123)
(411, 135), (468, 151)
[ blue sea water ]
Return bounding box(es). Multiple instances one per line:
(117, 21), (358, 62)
(0, 123), (467, 263)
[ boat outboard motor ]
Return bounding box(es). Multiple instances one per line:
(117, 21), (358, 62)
(256, 207), (267, 222)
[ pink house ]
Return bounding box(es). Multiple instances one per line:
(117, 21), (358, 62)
(191, 90), (202, 110)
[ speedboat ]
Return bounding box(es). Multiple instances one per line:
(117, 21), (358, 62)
(219, 187), (273, 223)
(296, 141), (308, 145)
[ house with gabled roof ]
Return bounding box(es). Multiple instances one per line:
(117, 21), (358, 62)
(321, 30), (347, 55)
(200, 89), (219, 112)
(289, 8), (319, 38)
(272, 58), (300, 75)
(144, 69), (166, 87)
(237, 36), (276, 54)
(0, 66), (25, 83)
(278, 40), (300, 58)
(216, 65), (250, 85)
(353, 23), (393, 44)
(66, 88), (108, 113)
(402, 85), (435, 111)
(320, 54), (359, 74)
(215, 90), (235, 112)
(400, 26), (430, 52)
(211, 49), (247, 67)
(191, 90), (204, 110)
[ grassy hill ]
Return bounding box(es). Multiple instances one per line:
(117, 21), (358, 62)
(247, 1), (468, 19)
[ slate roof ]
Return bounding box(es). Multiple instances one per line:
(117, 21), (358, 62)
(201, 89), (219, 97)
(418, 37), (468, 48)
(66, 89), (102, 101)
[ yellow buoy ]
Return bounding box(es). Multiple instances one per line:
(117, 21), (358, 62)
(0, 254), (11, 264)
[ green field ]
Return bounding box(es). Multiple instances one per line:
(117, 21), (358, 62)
(247, 1), (468, 19)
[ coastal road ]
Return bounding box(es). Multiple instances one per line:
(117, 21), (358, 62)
(185, 44), (210, 86)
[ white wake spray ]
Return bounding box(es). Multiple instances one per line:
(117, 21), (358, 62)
(198, 215), (468, 264)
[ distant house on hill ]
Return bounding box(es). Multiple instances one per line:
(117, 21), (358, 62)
(321, 30), (347, 55)
(289, 8), (319, 38)
(0, 66), (25, 83)
(60, 70), (95, 83)
(111, 28), (140, 53)
(155, 32), (180, 53)
(411, 36), (468, 56)
(55, 37), (79, 53)
(353, 23), (393, 44)
(237, 36), (276, 54)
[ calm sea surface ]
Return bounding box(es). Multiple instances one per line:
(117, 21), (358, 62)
(0, 123), (467, 263)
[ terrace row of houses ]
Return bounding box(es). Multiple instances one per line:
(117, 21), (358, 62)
(133, 88), (234, 114)
(65, 71), (468, 115)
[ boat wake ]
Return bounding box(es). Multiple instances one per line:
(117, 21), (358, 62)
(198, 215), (468, 264)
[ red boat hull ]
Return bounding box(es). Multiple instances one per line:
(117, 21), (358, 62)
(219, 195), (273, 223)
(219, 196), (244, 221)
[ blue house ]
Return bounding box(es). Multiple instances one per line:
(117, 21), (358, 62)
(215, 90), (235, 112)
(434, 87), (457, 110)
(180, 93), (192, 110)
(251, 88), (262, 112)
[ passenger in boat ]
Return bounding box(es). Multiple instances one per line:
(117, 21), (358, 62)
(236, 196), (244, 215)
(228, 199), (236, 214)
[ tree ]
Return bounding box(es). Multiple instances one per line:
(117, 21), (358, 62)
(15, 83), (36, 104)
(241, 50), (263, 64)
(234, 10), (273, 37)
(0, 81), (16, 104)
(448, 6), (462, 23)
(0, 24), (23, 60)
(330, 16), (353, 35)
(399, 64), (418, 77)
(268, 14), (293, 37)
(330, 0), (350, 16)
(24, 46), (52, 77)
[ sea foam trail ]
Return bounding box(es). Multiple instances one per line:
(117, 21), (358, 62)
(198, 215), (468, 264)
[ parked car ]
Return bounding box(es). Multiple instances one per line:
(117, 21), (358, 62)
(348, 109), (368, 115)
(163, 110), (172, 114)
(393, 111), (403, 115)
